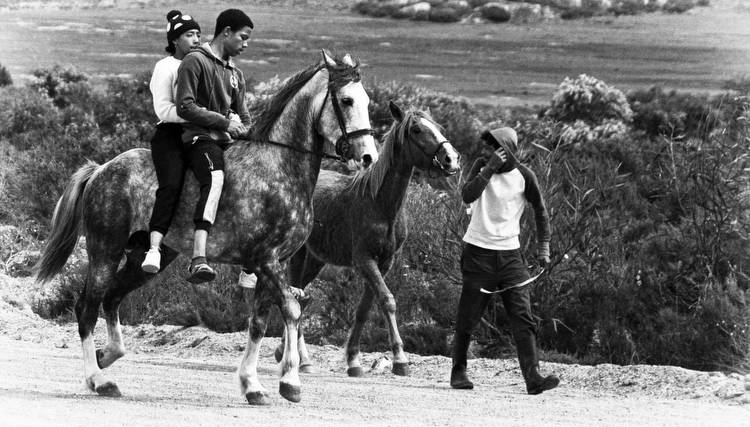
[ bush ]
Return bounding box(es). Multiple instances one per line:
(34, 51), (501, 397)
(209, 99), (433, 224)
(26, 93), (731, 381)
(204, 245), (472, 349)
(0, 63), (12, 87)
(628, 87), (719, 139)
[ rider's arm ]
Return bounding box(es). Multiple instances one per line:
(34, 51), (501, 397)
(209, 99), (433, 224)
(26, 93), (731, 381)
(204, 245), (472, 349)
(149, 59), (186, 123)
(175, 55), (231, 130)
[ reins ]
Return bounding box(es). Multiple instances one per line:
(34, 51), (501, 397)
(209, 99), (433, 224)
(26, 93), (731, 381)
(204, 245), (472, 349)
(254, 66), (372, 162)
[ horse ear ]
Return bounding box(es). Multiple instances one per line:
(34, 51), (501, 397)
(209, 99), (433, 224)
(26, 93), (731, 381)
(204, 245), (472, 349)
(321, 49), (336, 68)
(389, 100), (404, 122)
(342, 53), (355, 67)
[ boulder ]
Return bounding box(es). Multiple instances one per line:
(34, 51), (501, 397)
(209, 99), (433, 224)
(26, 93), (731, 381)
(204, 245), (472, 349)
(398, 1), (432, 20)
(551, 0), (583, 7)
(479, 2), (512, 22)
(430, 6), (464, 22)
(445, 0), (472, 14)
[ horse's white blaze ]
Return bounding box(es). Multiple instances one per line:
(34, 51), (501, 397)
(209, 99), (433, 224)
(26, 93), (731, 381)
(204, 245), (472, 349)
(420, 117), (446, 143)
(337, 81), (378, 165)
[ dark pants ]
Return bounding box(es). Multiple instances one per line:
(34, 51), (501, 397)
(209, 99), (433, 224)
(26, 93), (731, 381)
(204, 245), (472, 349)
(186, 139), (226, 232)
(452, 244), (537, 372)
(148, 123), (187, 235)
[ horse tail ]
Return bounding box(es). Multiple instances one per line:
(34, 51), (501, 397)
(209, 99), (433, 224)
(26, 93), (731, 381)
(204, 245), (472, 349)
(35, 160), (100, 283)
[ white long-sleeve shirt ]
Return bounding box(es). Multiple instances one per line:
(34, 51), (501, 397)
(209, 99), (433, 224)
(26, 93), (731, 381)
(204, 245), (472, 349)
(149, 56), (186, 124)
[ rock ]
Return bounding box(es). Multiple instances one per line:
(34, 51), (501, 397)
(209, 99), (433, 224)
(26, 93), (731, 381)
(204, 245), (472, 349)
(430, 5), (464, 22)
(479, 2), (511, 22)
(552, 0), (583, 7)
(370, 355), (393, 374)
(714, 382), (745, 400)
(397, 1), (432, 19)
(445, 0), (471, 14)
(729, 373), (744, 381)
(5, 250), (41, 277)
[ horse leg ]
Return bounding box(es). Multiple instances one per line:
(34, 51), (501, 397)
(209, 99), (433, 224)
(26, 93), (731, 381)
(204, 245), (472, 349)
(357, 259), (410, 376)
(277, 249), (324, 374)
(344, 285), (375, 377)
(77, 253), (122, 397)
(98, 232), (180, 369)
(238, 279), (272, 405)
(262, 260), (303, 402)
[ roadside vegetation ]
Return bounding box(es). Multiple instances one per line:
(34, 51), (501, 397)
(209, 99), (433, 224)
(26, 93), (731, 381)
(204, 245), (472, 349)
(352, 0), (711, 23)
(0, 63), (747, 372)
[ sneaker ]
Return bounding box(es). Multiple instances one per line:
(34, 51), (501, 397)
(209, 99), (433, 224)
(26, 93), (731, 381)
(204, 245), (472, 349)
(141, 248), (161, 273)
(238, 270), (257, 289)
(187, 262), (216, 284)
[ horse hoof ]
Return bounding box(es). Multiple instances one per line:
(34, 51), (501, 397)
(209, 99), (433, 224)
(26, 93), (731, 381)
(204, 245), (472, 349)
(279, 383), (301, 403)
(274, 346), (283, 363)
(347, 367), (364, 377)
(95, 382), (122, 398)
(95, 349), (105, 369)
(299, 364), (317, 374)
(245, 391), (271, 406)
(392, 362), (410, 376)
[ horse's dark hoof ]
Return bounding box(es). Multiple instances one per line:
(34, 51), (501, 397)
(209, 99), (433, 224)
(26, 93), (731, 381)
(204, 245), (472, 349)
(299, 363), (316, 374)
(392, 362), (410, 376)
(279, 382), (301, 403)
(347, 366), (364, 377)
(95, 382), (122, 398)
(96, 349), (105, 369)
(274, 346), (284, 363)
(245, 391), (271, 405)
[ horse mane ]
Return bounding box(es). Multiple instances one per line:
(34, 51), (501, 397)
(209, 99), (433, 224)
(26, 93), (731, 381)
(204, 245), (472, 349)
(251, 54), (362, 142)
(348, 109), (435, 199)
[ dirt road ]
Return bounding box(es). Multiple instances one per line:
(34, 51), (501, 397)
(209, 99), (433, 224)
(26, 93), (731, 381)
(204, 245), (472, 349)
(1, 333), (747, 427)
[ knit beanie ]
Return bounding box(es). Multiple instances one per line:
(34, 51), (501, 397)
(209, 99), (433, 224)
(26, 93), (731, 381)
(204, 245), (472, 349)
(165, 10), (201, 53)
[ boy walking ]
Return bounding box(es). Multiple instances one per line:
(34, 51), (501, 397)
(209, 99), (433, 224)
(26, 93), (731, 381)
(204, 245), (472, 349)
(451, 127), (559, 395)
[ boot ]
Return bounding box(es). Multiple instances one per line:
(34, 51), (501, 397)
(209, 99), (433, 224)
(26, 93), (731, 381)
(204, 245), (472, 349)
(450, 332), (474, 389)
(515, 332), (559, 395)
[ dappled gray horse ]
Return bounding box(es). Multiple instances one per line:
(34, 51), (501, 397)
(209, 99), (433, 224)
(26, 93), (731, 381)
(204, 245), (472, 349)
(35, 51), (379, 405)
(277, 101), (460, 376)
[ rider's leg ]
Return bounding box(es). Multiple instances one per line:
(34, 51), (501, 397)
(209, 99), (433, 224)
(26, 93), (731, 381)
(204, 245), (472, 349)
(143, 123), (186, 273)
(187, 140), (225, 283)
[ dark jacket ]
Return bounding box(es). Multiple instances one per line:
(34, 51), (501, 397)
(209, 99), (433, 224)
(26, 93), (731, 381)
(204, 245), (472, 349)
(175, 43), (252, 144)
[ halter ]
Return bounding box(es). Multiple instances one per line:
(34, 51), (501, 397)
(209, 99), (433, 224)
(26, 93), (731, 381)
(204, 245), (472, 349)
(406, 137), (460, 178)
(263, 67), (372, 162)
(328, 80), (373, 159)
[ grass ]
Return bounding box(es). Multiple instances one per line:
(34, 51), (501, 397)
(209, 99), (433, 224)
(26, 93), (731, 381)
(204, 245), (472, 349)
(0, 1), (748, 106)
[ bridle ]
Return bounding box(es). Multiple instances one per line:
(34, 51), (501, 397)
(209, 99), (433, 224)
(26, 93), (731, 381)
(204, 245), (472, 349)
(262, 67), (372, 162)
(328, 81), (373, 159)
(403, 119), (459, 177)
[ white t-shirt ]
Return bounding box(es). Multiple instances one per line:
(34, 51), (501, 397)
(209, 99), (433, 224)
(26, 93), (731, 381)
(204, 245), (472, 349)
(463, 168), (526, 250)
(149, 56), (186, 124)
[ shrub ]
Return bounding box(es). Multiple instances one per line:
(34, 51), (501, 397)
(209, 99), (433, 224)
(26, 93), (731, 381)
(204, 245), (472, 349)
(29, 65), (91, 108)
(627, 87), (719, 139)
(663, 0), (699, 13)
(547, 74), (633, 124)
(0, 63), (12, 87)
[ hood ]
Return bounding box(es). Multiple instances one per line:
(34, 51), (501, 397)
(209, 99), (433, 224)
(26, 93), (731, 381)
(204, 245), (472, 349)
(488, 127), (519, 173)
(192, 42), (236, 68)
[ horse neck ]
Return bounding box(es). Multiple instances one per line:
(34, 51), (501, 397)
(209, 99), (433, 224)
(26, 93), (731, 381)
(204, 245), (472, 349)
(266, 71), (327, 186)
(373, 132), (414, 221)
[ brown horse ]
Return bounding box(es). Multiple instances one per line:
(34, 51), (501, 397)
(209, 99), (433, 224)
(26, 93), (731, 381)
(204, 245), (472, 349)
(34, 51), (379, 405)
(276, 101), (460, 376)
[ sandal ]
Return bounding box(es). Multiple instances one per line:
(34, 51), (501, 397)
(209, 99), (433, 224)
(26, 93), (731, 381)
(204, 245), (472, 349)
(187, 261), (216, 284)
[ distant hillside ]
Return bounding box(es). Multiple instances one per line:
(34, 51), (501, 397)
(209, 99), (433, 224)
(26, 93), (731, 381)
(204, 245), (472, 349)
(0, 0), (353, 11)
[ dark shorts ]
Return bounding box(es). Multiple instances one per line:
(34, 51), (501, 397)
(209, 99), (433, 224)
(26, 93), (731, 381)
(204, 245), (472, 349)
(460, 243), (529, 293)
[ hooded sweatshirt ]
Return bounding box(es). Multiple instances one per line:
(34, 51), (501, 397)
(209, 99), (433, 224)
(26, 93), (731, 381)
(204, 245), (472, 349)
(175, 42), (251, 144)
(461, 128), (550, 254)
